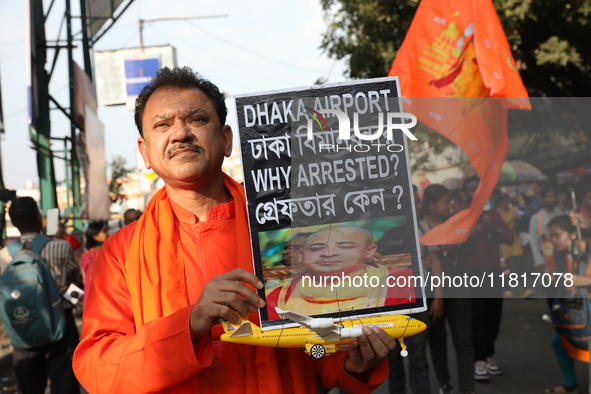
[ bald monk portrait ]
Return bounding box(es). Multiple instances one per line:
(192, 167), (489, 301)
(266, 225), (414, 320)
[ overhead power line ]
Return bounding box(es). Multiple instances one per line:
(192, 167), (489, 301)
(184, 20), (338, 77)
(149, 24), (294, 85)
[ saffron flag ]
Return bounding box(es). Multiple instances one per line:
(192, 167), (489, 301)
(388, 0), (531, 245)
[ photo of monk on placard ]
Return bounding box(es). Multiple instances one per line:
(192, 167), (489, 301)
(264, 222), (415, 321)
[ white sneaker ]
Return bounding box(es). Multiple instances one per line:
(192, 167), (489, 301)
(474, 360), (489, 381)
(439, 384), (453, 394)
(486, 357), (502, 375)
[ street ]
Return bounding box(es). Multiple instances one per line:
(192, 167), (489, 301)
(371, 298), (589, 394)
(0, 299), (587, 393)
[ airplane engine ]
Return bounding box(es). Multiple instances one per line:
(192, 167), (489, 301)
(310, 318), (334, 329)
(339, 327), (363, 338)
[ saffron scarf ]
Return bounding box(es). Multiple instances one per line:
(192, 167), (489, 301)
(123, 174), (336, 393)
(124, 173), (254, 328)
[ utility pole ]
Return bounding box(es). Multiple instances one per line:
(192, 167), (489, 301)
(25, 0), (132, 226)
(79, 0), (93, 81)
(0, 65), (6, 243)
(29, 0), (58, 212)
(66, 0), (82, 227)
(0, 64), (5, 186)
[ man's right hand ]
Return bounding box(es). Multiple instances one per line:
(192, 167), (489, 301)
(189, 268), (265, 337)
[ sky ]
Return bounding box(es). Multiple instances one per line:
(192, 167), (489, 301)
(0, 0), (348, 190)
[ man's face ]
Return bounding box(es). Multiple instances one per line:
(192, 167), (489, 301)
(543, 191), (557, 209)
(298, 228), (377, 275)
(138, 88), (232, 188)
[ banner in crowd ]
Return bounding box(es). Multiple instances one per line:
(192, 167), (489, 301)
(389, 0), (531, 245)
(235, 78), (425, 329)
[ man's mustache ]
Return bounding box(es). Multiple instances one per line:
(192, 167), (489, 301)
(167, 144), (204, 159)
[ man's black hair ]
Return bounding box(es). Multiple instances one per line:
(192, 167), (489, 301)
(462, 175), (480, 192)
(8, 197), (40, 231)
(123, 208), (142, 226)
(134, 67), (227, 137)
(540, 183), (559, 198)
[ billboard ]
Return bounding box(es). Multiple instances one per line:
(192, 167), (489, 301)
(124, 57), (160, 104)
(81, 104), (110, 220)
(85, 0), (125, 38)
(74, 62), (97, 130)
(94, 45), (176, 109)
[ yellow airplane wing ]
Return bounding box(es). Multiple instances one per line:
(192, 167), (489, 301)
(275, 307), (345, 341)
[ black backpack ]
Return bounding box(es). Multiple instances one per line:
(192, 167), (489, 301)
(0, 237), (66, 348)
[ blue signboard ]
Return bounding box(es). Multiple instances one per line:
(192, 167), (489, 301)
(124, 58), (160, 97)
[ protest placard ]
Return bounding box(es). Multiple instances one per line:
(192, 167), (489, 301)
(235, 77), (426, 329)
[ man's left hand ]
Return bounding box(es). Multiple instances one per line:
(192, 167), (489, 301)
(344, 327), (396, 375)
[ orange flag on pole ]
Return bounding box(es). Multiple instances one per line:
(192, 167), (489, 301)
(388, 0), (530, 245)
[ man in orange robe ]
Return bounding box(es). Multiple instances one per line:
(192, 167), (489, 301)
(73, 67), (392, 394)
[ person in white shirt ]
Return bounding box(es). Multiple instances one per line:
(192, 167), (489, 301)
(529, 184), (562, 269)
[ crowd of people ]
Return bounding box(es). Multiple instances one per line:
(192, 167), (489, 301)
(390, 179), (591, 394)
(0, 204), (142, 393)
(0, 66), (590, 394)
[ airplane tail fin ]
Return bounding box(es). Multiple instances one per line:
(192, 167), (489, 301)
(230, 322), (254, 338)
(219, 316), (259, 338)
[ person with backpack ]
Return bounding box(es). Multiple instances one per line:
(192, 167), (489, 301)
(544, 215), (591, 393)
(0, 197), (81, 394)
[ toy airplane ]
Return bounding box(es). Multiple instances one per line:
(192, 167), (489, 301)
(220, 307), (426, 359)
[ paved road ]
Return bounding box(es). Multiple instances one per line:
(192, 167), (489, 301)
(0, 299), (587, 393)
(370, 298), (589, 394)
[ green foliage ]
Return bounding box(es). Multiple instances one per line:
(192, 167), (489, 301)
(536, 36), (581, 67)
(320, 0), (419, 79)
(108, 155), (129, 203)
(494, 0), (591, 96)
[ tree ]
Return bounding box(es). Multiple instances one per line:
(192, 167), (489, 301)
(109, 155), (129, 203)
(320, 0), (418, 79)
(320, 0), (591, 97)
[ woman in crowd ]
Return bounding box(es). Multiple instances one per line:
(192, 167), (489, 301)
(421, 184), (475, 394)
(545, 215), (590, 393)
(80, 221), (109, 308)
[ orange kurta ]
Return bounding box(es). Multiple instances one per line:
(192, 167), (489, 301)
(73, 176), (387, 394)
